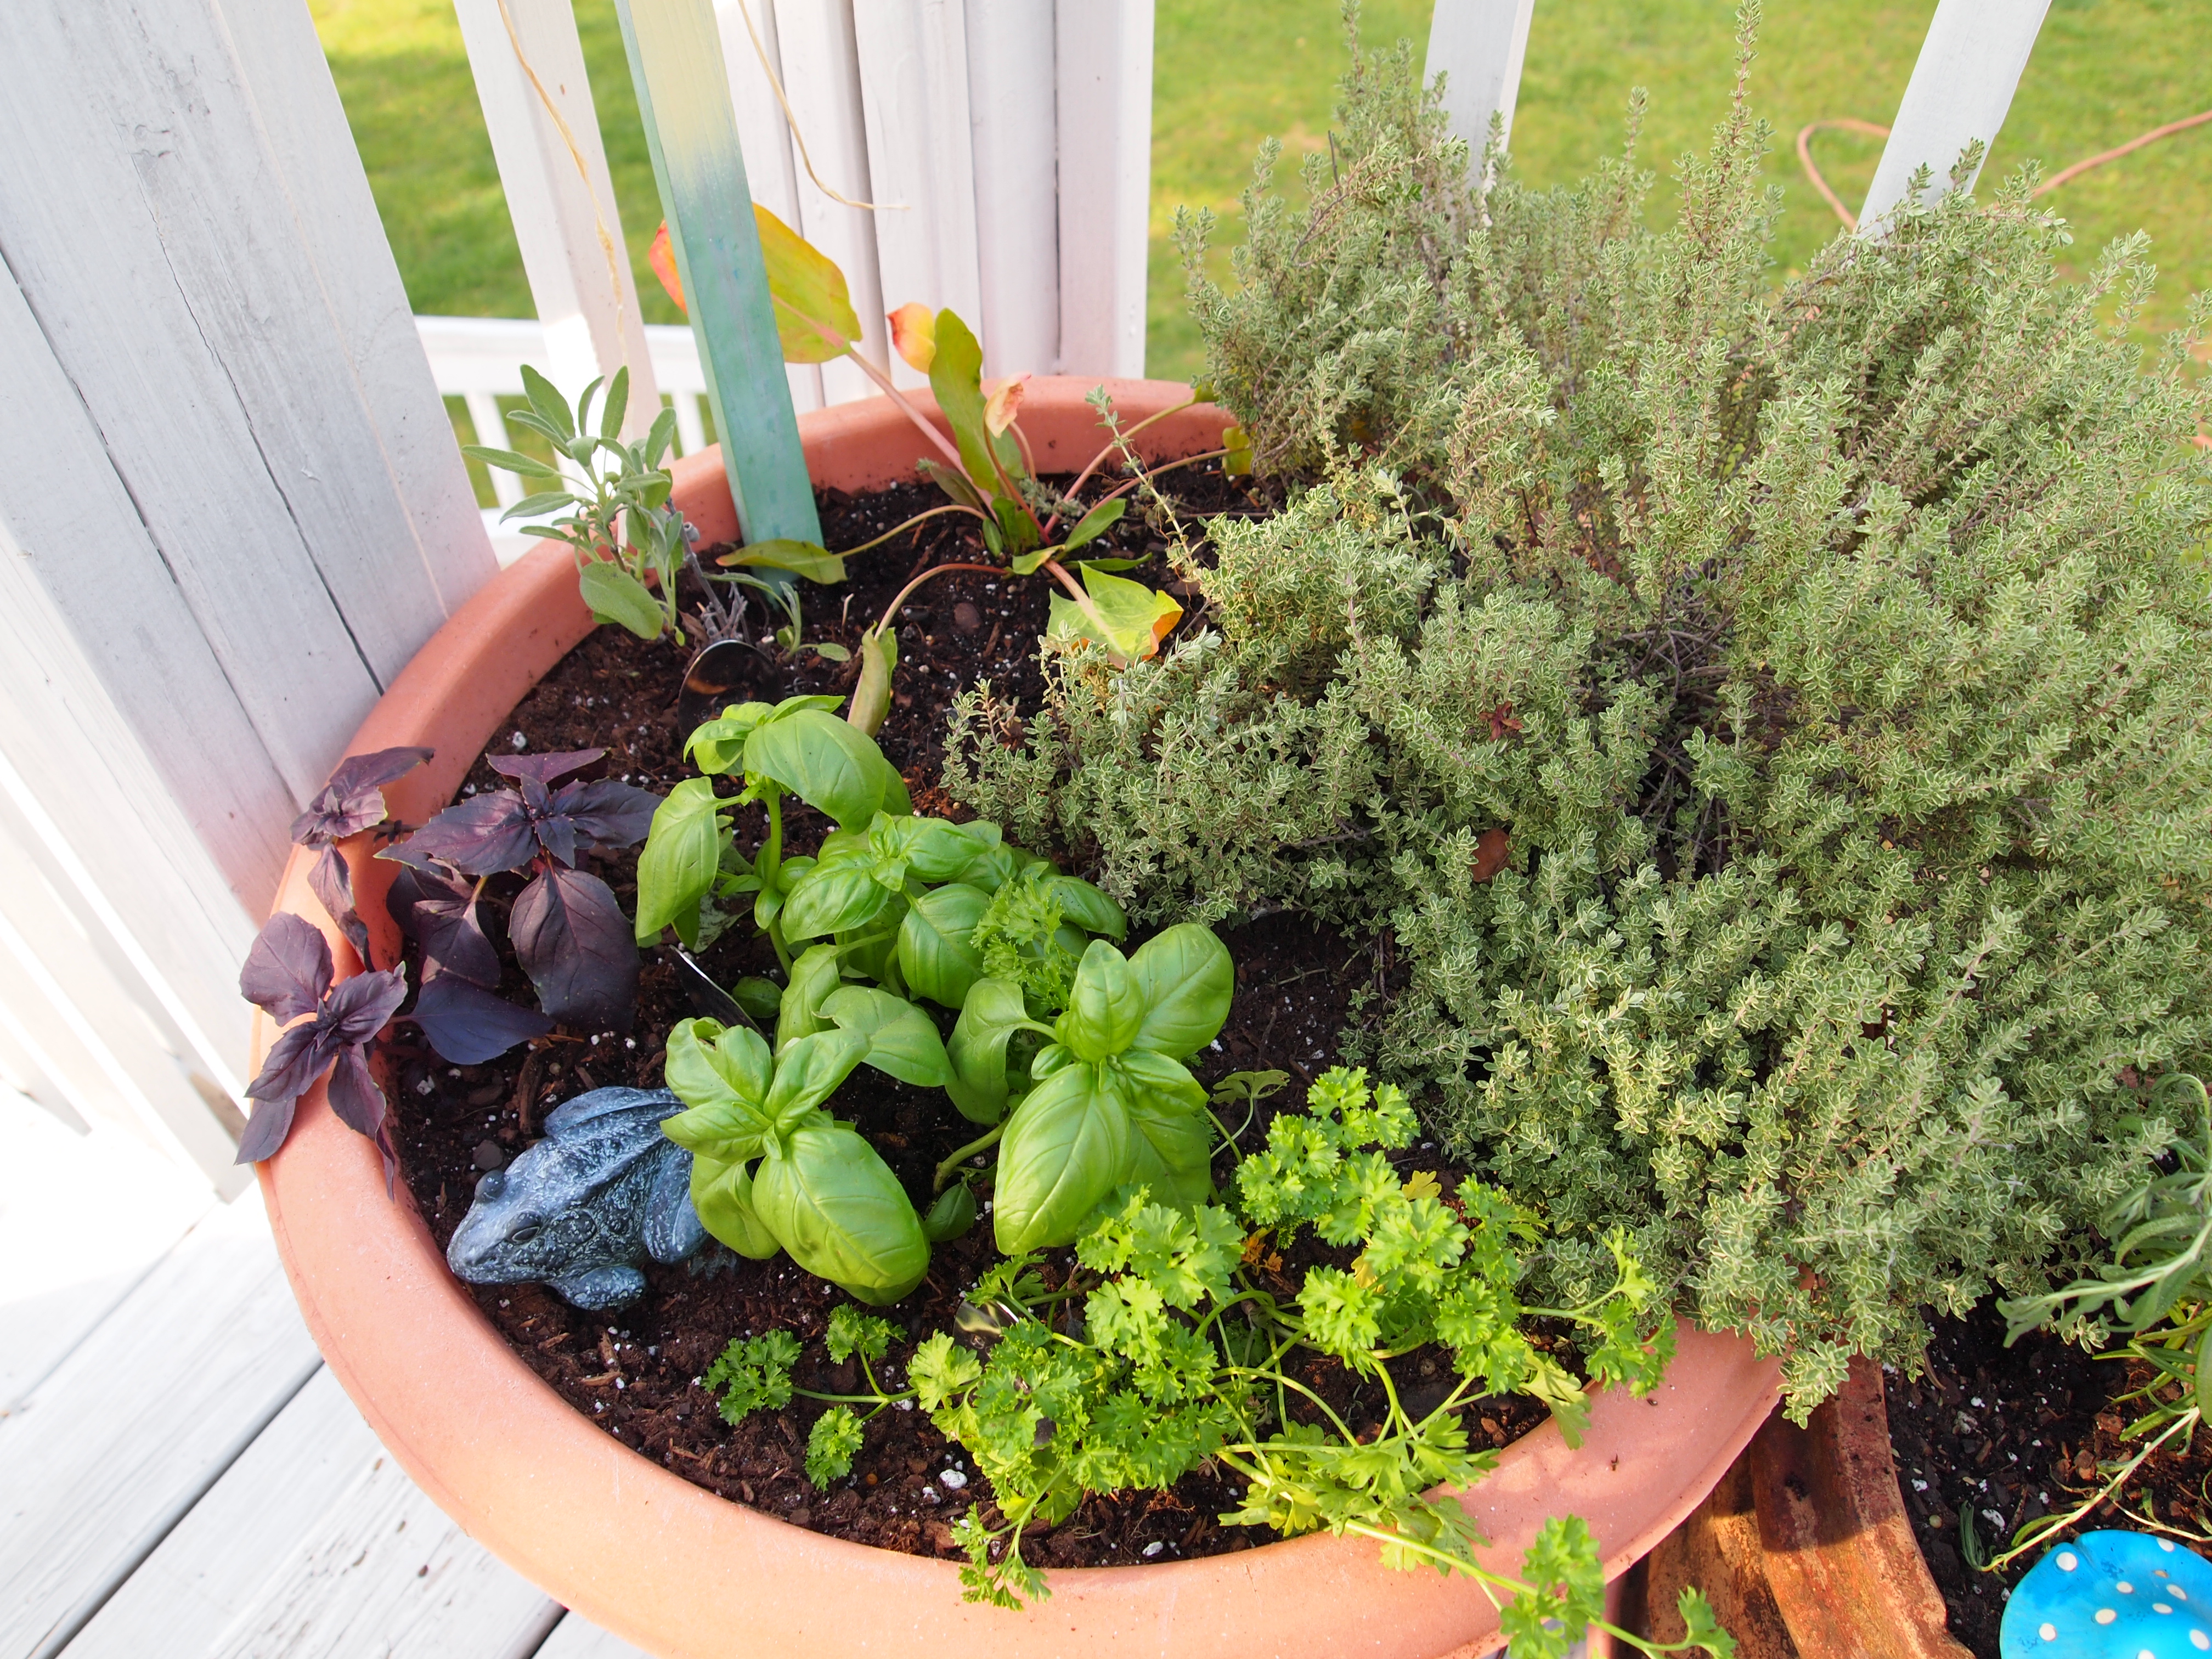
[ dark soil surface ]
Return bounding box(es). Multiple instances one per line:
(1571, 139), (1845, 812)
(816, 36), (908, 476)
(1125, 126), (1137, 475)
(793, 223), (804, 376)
(1886, 1303), (2212, 1656)
(380, 467), (1552, 1572)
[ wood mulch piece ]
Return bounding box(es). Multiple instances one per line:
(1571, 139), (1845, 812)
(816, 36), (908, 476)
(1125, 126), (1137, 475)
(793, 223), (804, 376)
(384, 465), (1551, 1571)
(1885, 1301), (2212, 1657)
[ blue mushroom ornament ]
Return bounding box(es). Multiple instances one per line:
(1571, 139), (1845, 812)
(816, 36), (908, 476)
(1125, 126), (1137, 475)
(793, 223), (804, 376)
(2003, 1531), (2212, 1656)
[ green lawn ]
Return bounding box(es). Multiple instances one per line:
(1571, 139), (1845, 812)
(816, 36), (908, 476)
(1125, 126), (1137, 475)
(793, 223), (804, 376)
(313, 0), (2209, 397)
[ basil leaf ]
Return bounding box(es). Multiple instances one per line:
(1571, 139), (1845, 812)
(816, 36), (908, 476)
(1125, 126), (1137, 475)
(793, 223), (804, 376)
(897, 883), (990, 1008)
(994, 1062), (1133, 1254)
(780, 859), (891, 942)
(837, 898), (905, 989)
(1046, 874), (1127, 941)
(666, 1016), (774, 1117)
(751, 1116), (930, 1305)
(686, 704), (770, 775)
(953, 839), (1023, 894)
(824, 985), (951, 1087)
(690, 1152), (781, 1258)
(775, 944), (843, 1054)
(764, 1028), (868, 1122)
(1124, 1096), (1215, 1211)
(945, 978), (1030, 1125)
(876, 813), (978, 885)
(634, 777), (727, 946)
(1127, 923), (1234, 1059)
(743, 708), (909, 829)
(578, 561), (667, 640)
(1057, 939), (1146, 1062)
(1116, 1048), (1208, 1114)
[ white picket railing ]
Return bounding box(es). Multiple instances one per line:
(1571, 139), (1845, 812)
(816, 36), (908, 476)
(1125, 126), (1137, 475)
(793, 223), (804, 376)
(0, 0), (2057, 1190)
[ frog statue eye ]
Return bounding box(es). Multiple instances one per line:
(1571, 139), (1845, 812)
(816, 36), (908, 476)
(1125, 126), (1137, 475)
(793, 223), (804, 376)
(507, 1217), (545, 1245)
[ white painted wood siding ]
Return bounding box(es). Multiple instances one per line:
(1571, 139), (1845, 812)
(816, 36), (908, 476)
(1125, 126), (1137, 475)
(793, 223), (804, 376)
(1861, 0), (2054, 228)
(1054, 0), (1156, 380)
(856, 0), (986, 390)
(1425, 0), (1539, 158)
(453, 0), (662, 434)
(773, 0), (894, 405)
(0, 0), (495, 1183)
(962, 0), (1063, 377)
(713, 0), (826, 413)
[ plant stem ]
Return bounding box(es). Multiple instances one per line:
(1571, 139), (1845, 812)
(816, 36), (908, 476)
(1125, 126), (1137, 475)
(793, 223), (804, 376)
(935, 1121), (1005, 1190)
(1049, 393), (1200, 533)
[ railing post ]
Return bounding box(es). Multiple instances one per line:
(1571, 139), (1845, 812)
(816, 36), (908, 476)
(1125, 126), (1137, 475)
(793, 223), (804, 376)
(770, 1), (892, 405)
(964, 0), (1060, 378)
(617, 0), (822, 548)
(856, 0), (986, 391)
(1055, 0), (1154, 379)
(453, 0), (661, 433)
(1424, 0), (1539, 162)
(1860, 0), (2052, 230)
(711, 0), (824, 413)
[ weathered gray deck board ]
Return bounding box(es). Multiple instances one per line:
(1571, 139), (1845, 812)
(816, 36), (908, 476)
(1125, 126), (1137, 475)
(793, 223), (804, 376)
(62, 1366), (560, 1659)
(0, 1190), (319, 1659)
(532, 1613), (656, 1659)
(0, 1090), (214, 1418)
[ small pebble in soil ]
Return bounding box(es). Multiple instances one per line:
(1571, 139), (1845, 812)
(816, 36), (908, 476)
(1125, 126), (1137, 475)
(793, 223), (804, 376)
(472, 1141), (504, 1171)
(952, 601), (981, 634)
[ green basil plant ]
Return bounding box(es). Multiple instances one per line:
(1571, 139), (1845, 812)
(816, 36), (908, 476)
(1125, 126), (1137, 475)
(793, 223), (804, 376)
(633, 695), (909, 964)
(662, 994), (945, 1304)
(950, 925), (1234, 1254)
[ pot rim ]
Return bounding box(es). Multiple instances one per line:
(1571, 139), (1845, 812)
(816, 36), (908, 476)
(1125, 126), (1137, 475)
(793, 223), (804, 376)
(254, 376), (1781, 1659)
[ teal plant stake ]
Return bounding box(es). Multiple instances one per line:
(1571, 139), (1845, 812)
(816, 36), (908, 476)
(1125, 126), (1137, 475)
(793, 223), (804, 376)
(613, 0), (821, 548)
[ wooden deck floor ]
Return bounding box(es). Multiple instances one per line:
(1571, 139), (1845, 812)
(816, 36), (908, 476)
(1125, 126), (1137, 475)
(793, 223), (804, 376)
(3, 1086), (1559, 1659)
(0, 1087), (646, 1659)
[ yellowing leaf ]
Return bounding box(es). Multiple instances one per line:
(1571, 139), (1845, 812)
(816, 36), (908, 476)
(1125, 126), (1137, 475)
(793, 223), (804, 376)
(1223, 423), (1253, 477)
(652, 210), (859, 366)
(1404, 1170), (1442, 1201)
(1045, 567), (1183, 663)
(754, 205), (861, 363)
(889, 302), (936, 371)
(984, 372), (1030, 438)
(650, 222), (685, 313)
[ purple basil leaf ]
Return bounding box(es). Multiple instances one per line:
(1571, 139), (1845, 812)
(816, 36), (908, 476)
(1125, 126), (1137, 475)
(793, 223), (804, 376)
(235, 1092), (301, 1164)
(384, 862), (500, 986)
(517, 774), (577, 866)
(404, 789), (539, 876)
(509, 864), (639, 1032)
(324, 964), (410, 1047)
(385, 859), (464, 937)
(325, 1042), (388, 1141)
(486, 748), (605, 787)
(307, 847), (369, 961)
(244, 1019), (335, 1109)
(240, 913), (333, 1022)
(289, 747), (433, 847)
(376, 840), (452, 876)
(552, 778), (662, 853)
(415, 894), (501, 988)
(410, 974), (554, 1064)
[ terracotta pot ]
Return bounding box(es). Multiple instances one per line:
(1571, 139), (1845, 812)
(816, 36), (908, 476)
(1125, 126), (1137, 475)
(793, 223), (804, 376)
(255, 377), (1782, 1659)
(1634, 1358), (1970, 1658)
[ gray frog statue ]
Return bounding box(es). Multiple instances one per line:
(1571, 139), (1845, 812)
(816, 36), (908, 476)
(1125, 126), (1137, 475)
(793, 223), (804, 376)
(447, 1086), (709, 1311)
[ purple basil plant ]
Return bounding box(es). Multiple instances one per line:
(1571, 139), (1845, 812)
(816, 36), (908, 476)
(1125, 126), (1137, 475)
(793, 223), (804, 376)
(238, 912), (408, 1176)
(381, 748), (658, 1035)
(289, 746), (433, 958)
